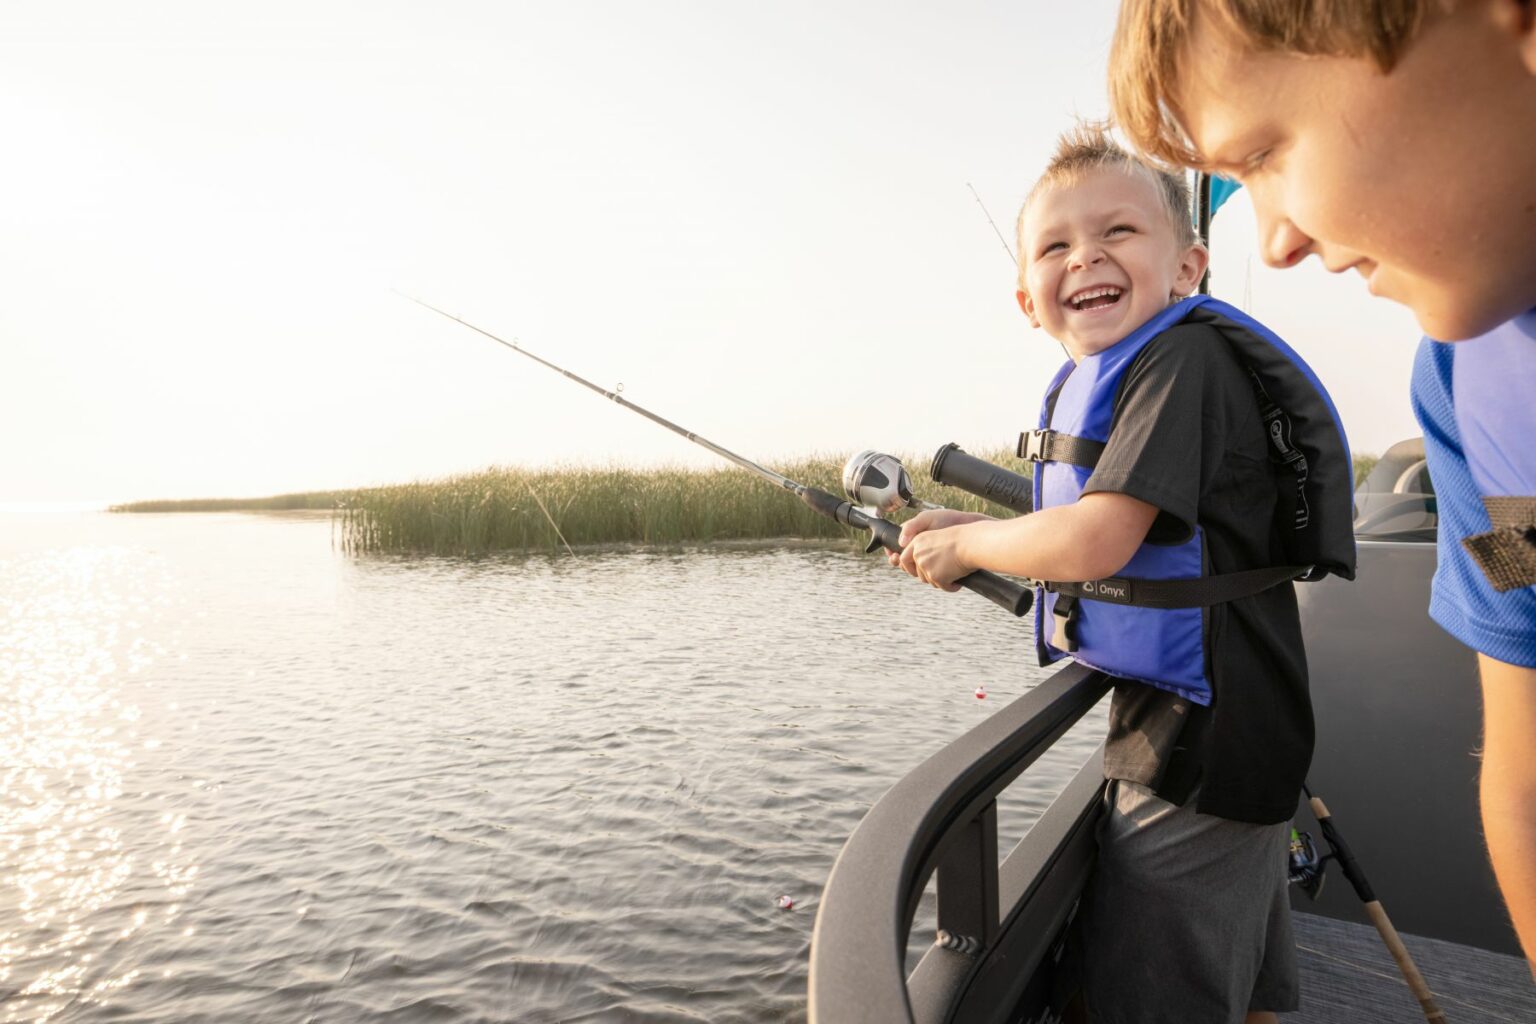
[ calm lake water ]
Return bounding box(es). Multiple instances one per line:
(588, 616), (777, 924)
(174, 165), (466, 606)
(0, 509), (1102, 1023)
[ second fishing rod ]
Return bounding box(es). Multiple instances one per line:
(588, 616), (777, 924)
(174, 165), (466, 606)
(405, 297), (1032, 618)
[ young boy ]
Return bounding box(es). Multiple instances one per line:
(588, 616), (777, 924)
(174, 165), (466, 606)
(894, 124), (1355, 1022)
(1107, 0), (1536, 970)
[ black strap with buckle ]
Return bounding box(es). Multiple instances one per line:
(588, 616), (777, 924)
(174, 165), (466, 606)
(1016, 429), (1106, 468)
(1039, 564), (1309, 654)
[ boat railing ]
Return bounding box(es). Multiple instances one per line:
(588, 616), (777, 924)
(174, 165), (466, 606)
(807, 661), (1111, 1024)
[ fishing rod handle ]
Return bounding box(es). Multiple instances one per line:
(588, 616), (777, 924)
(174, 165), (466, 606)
(1362, 901), (1448, 1023)
(1308, 793), (1376, 903)
(957, 569), (1033, 616)
(798, 487), (1031, 616)
(929, 443), (1034, 515)
(1310, 788), (1443, 1021)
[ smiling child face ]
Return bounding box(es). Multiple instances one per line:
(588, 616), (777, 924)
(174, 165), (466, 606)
(1017, 167), (1207, 361)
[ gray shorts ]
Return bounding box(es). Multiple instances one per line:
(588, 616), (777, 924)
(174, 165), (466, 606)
(1071, 780), (1299, 1023)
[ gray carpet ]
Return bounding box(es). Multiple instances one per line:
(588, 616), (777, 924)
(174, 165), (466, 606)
(1291, 912), (1535, 1023)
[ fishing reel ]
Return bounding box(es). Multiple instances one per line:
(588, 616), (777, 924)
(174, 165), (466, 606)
(841, 450), (943, 516)
(1288, 827), (1327, 899)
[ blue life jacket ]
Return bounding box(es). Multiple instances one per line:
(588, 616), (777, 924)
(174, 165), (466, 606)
(1025, 295), (1357, 705)
(1451, 310), (1536, 592)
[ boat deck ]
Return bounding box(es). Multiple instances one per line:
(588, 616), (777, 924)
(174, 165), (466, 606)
(1293, 912), (1535, 1023)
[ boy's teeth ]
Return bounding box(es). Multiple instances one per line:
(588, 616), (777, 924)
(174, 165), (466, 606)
(1070, 286), (1123, 310)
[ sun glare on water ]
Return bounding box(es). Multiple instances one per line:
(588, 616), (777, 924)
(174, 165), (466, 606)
(0, 546), (191, 1021)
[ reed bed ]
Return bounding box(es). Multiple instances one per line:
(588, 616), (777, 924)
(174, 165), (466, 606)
(337, 452), (1020, 556)
(116, 449), (1386, 555)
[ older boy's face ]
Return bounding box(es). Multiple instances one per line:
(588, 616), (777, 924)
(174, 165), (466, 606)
(1176, 6), (1536, 341)
(1018, 169), (1204, 361)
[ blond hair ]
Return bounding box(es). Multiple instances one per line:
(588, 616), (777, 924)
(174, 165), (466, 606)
(1109, 0), (1446, 166)
(1022, 121), (1197, 248)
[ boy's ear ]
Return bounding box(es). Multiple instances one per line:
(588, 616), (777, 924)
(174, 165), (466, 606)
(1172, 243), (1211, 297)
(1016, 289), (1042, 327)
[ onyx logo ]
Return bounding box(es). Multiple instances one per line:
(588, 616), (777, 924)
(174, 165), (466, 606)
(1083, 579), (1129, 601)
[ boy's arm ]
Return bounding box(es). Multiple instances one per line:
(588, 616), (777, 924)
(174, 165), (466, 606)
(1411, 338), (1536, 975)
(1477, 653), (1536, 975)
(897, 492), (1159, 589)
(898, 325), (1236, 590)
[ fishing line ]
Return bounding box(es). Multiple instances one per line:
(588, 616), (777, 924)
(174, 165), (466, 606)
(526, 483), (575, 556)
(968, 182), (1071, 362)
(968, 181), (1017, 266)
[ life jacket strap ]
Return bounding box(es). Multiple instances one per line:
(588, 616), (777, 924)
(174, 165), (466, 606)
(1462, 497), (1536, 592)
(1246, 366), (1313, 529)
(1017, 429), (1105, 467)
(1042, 564), (1311, 611)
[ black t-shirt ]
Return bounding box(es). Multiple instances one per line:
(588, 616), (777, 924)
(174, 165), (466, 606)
(1075, 321), (1313, 825)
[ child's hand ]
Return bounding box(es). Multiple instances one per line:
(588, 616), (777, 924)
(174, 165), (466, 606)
(885, 509), (992, 569)
(884, 510), (991, 590)
(898, 526), (970, 591)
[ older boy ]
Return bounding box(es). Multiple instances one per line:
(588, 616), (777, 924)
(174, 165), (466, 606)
(1108, 0), (1536, 969)
(896, 124), (1355, 1022)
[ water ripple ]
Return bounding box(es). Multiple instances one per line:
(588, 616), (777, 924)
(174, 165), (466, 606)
(0, 513), (1101, 1022)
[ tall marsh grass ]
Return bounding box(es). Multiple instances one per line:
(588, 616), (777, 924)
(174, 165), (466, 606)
(116, 448), (1386, 555)
(338, 452), (1020, 556)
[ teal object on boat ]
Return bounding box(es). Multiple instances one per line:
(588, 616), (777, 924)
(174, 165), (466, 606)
(1210, 175), (1242, 217)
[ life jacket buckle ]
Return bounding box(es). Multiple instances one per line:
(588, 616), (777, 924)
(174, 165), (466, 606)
(1050, 594), (1080, 652)
(1018, 429), (1051, 463)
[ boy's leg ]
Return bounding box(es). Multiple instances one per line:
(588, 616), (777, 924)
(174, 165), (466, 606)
(1077, 780), (1297, 1024)
(1247, 837), (1301, 1017)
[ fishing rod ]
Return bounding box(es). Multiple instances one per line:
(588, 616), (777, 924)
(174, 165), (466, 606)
(1291, 785), (1447, 1023)
(404, 296), (1031, 617)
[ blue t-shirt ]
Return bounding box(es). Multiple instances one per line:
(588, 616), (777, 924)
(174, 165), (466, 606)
(1410, 309), (1536, 668)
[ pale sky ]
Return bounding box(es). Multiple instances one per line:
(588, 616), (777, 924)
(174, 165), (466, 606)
(1, 1), (1422, 504)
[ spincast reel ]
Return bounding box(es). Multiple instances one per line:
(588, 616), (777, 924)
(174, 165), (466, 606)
(841, 450), (944, 516)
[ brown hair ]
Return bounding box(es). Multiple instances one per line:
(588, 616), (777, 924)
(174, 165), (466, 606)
(1022, 120), (1197, 248)
(1109, 0), (1444, 166)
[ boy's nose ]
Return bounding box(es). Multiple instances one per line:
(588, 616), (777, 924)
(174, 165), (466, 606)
(1068, 245), (1106, 271)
